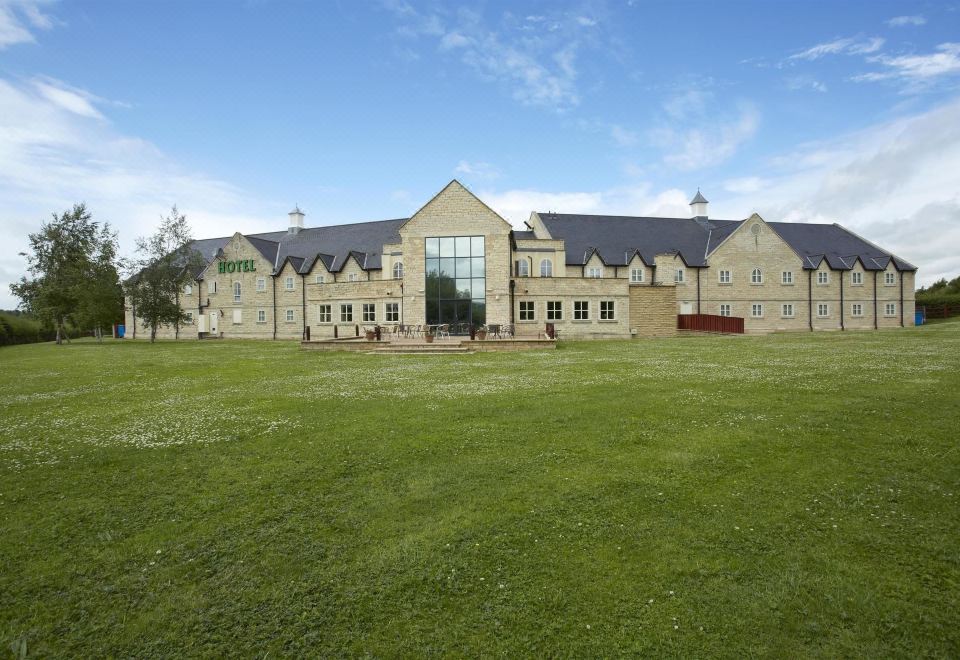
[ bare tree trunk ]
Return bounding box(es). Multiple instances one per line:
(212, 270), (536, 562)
(151, 324), (157, 343)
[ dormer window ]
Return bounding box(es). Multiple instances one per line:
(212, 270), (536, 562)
(516, 260), (530, 277)
(587, 266), (603, 278)
(348, 273), (359, 282)
(393, 262), (404, 279)
(540, 259), (553, 277)
(674, 268), (684, 283)
(285, 276), (294, 291)
(851, 271), (863, 285)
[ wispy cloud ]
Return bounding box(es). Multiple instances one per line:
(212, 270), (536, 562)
(651, 95), (760, 171)
(454, 160), (501, 181)
(788, 36), (885, 62)
(609, 124), (638, 147)
(854, 42), (960, 85)
(0, 0), (56, 48)
(886, 15), (926, 27)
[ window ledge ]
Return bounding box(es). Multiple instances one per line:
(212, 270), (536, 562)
(781, 283), (794, 286)
(718, 282), (732, 286)
(572, 319), (592, 323)
(598, 319), (618, 323)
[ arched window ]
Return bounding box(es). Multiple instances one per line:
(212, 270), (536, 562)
(751, 268), (763, 284)
(516, 259), (529, 277)
(393, 261), (404, 279)
(540, 259), (553, 277)
(233, 281), (241, 302)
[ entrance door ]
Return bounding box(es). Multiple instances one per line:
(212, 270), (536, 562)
(209, 312), (219, 335)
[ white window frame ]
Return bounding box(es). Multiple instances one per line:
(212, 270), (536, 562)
(207, 280), (217, 295)
(233, 281), (241, 303)
(781, 271), (793, 285)
(340, 303), (353, 323)
(256, 277), (266, 292)
(362, 303), (376, 323)
(285, 276), (294, 291)
(884, 303), (896, 317)
(781, 303), (795, 318)
(348, 273), (359, 282)
(751, 268), (763, 284)
(751, 303), (764, 318)
(851, 271), (863, 285)
(817, 271), (829, 285)
(285, 309), (294, 322)
(573, 300), (590, 320)
(719, 270), (731, 284)
(393, 262), (403, 279)
(599, 300), (615, 320)
(184, 284), (193, 295)
(517, 260), (530, 277)
(719, 304), (731, 317)
(674, 268), (684, 283)
(519, 301), (535, 321)
(315, 274), (325, 284)
(317, 305), (331, 323)
(852, 303), (863, 317)
(546, 301), (563, 321)
(257, 309), (266, 323)
(540, 259), (552, 278)
(385, 302), (399, 323)
(885, 272), (896, 285)
(587, 266), (603, 279)
(184, 312), (194, 323)
(630, 268), (644, 283)
(817, 303), (829, 318)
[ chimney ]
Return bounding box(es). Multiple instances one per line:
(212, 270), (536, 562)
(288, 205), (305, 234)
(689, 190), (708, 219)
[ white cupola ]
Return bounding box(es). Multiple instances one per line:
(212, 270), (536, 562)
(690, 190), (708, 219)
(288, 205), (305, 234)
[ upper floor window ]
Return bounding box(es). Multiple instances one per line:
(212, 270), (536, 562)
(207, 280), (217, 295)
(781, 271), (793, 284)
(516, 260), (530, 277)
(751, 268), (763, 284)
(315, 274), (325, 284)
(256, 277), (266, 292)
(393, 262), (404, 279)
(851, 271), (863, 285)
(674, 269), (685, 283)
(817, 271), (829, 285)
(285, 276), (294, 291)
(184, 284), (193, 295)
(719, 270), (731, 284)
(540, 259), (553, 277)
(587, 266), (603, 279)
(630, 268), (644, 283)
(885, 272), (896, 285)
(348, 273), (359, 282)
(233, 281), (241, 303)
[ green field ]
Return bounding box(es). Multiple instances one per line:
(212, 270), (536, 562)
(2, 323), (959, 657)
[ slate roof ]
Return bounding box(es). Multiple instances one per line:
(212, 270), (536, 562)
(690, 190), (709, 204)
(537, 213), (916, 271)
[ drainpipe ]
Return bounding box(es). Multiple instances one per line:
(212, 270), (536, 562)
(696, 268), (701, 314)
(873, 271), (878, 330)
(509, 280), (516, 324)
(301, 273), (306, 340)
(839, 270), (845, 331)
(808, 270), (813, 331)
(272, 275), (277, 340)
(400, 283), (404, 325)
(899, 273), (904, 327)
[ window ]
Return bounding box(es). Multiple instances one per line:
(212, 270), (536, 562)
(630, 268), (644, 283)
(885, 303), (896, 316)
(207, 280), (217, 294)
(519, 301), (535, 321)
(781, 304), (795, 318)
(817, 303), (829, 317)
(674, 269), (685, 283)
(546, 301), (563, 320)
(233, 281), (241, 303)
(719, 270), (731, 284)
(184, 284), (193, 295)
(782, 271), (793, 284)
(425, 235), (486, 327)
(751, 303), (763, 318)
(362, 303), (376, 322)
(516, 260), (530, 277)
(185, 312), (194, 323)
(285, 309), (294, 322)
(285, 276), (294, 291)
(599, 300), (615, 320)
(315, 275), (325, 284)
(393, 262), (403, 279)
(719, 304), (731, 317)
(751, 268), (763, 284)
(340, 304), (353, 323)
(540, 259), (552, 277)
(587, 266), (603, 278)
(256, 277), (266, 292)
(851, 272), (863, 285)
(385, 302), (399, 322)
(348, 273), (359, 282)
(885, 272), (896, 285)
(573, 300), (590, 320)
(317, 305), (331, 323)
(817, 271), (829, 285)
(852, 303), (863, 317)
(257, 309), (266, 323)
(232, 309), (242, 325)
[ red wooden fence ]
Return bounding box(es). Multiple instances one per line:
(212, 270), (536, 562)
(677, 314), (745, 333)
(922, 304), (960, 320)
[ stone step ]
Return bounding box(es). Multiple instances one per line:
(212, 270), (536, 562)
(370, 346), (473, 354)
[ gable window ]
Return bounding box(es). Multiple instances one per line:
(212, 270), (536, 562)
(256, 277), (266, 292)
(599, 300), (615, 320)
(362, 303), (376, 322)
(393, 262), (404, 279)
(782, 271), (793, 285)
(817, 303), (829, 317)
(587, 266), (603, 279)
(852, 303), (863, 317)
(817, 271), (829, 285)
(516, 260), (530, 277)
(285, 276), (294, 291)
(519, 301), (535, 321)
(207, 280), (217, 295)
(340, 304), (353, 323)
(751, 268), (763, 284)
(751, 303), (764, 318)
(184, 284), (193, 295)
(233, 281), (241, 303)
(185, 312), (193, 323)
(546, 301), (563, 320)
(317, 305), (331, 323)
(885, 272), (896, 285)
(385, 302), (399, 322)
(719, 270), (731, 284)
(348, 273), (359, 282)
(851, 272), (863, 285)
(285, 309), (294, 322)
(674, 269), (685, 283)
(257, 309), (266, 323)
(719, 304), (731, 317)
(540, 259), (553, 277)
(885, 303), (896, 316)
(781, 304), (795, 318)
(232, 309), (242, 325)
(573, 300), (590, 320)
(630, 268), (644, 283)
(315, 274), (325, 284)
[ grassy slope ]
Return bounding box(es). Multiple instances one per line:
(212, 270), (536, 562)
(1, 323), (958, 657)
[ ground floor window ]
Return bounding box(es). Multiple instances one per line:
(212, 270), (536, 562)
(317, 305), (331, 323)
(852, 303), (863, 317)
(885, 302), (896, 316)
(599, 300), (615, 320)
(185, 312), (193, 323)
(751, 303), (763, 318)
(781, 304), (794, 318)
(340, 304), (353, 323)
(519, 301), (535, 321)
(547, 301), (562, 320)
(363, 303), (376, 322)
(574, 300), (589, 320)
(817, 303), (829, 317)
(257, 309), (266, 323)
(385, 302), (399, 322)
(719, 304), (731, 317)
(285, 309), (294, 322)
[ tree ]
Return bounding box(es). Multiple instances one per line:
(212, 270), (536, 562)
(10, 204), (120, 345)
(75, 227), (123, 342)
(125, 206), (204, 342)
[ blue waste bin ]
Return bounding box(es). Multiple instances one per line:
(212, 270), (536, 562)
(914, 311), (924, 326)
(117, 324), (125, 338)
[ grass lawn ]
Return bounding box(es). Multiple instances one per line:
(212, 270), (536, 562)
(2, 322), (959, 657)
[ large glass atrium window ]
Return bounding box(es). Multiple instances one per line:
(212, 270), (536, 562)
(425, 236), (485, 329)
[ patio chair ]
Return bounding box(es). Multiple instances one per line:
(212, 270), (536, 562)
(438, 324), (450, 339)
(487, 323), (501, 339)
(502, 324), (515, 338)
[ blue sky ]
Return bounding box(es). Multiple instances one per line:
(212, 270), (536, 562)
(2, 0), (959, 307)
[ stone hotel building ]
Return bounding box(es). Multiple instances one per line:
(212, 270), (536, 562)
(124, 180), (916, 340)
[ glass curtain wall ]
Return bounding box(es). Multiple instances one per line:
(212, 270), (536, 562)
(425, 236), (485, 331)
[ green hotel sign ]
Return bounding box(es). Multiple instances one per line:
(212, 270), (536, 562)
(219, 259), (256, 274)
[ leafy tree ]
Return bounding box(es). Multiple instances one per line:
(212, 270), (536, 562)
(9, 204), (120, 344)
(75, 228), (123, 342)
(125, 206), (204, 342)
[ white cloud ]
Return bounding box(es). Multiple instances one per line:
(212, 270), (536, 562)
(31, 77), (106, 119)
(610, 124), (638, 147)
(0, 0), (55, 49)
(854, 43), (960, 84)
(723, 177), (767, 194)
(454, 160), (501, 181)
(785, 75), (828, 93)
(652, 102), (760, 171)
(788, 36), (885, 62)
(887, 15), (926, 27)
